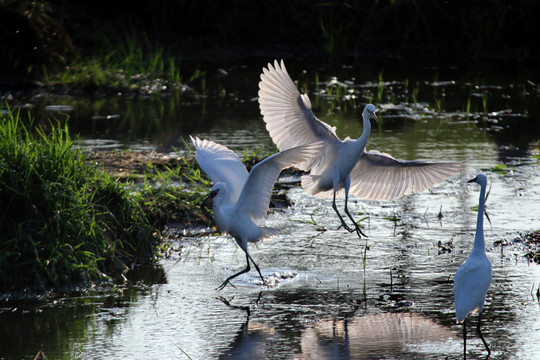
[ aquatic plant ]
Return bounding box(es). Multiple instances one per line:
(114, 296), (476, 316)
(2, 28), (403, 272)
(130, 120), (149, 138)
(412, 83), (420, 104)
(43, 59), (123, 89)
(482, 91), (489, 114)
(465, 90), (472, 120)
(434, 96), (442, 112)
(190, 68), (207, 95)
(41, 29), (184, 93)
(376, 71), (385, 104)
(488, 163), (511, 174)
(318, 10), (351, 55)
(3, 0), (540, 81)
(0, 106), (159, 293)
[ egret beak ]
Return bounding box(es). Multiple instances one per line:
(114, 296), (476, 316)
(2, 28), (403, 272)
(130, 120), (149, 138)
(202, 188), (218, 205)
(368, 109), (379, 123)
(467, 176), (478, 183)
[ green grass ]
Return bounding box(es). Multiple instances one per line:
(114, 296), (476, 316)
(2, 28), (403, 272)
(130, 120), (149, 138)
(465, 90), (472, 119)
(412, 83), (419, 104)
(135, 151), (213, 229)
(44, 60), (124, 89)
(111, 30), (181, 83)
(3, 1), (540, 79)
(0, 106), (159, 293)
(43, 30), (183, 92)
(488, 163), (511, 174)
(376, 71), (384, 104)
(482, 91), (489, 114)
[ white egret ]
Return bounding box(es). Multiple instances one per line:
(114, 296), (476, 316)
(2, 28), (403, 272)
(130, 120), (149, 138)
(191, 136), (321, 290)
(454, 173), (492, 359)
(258, 59), (464, 237)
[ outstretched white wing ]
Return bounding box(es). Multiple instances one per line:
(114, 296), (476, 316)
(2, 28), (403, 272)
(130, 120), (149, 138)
(236, 142), (322, 223)
(258, 59), (340, 170)
(348, 150), (464, 200)
(191, 136), (248, 205)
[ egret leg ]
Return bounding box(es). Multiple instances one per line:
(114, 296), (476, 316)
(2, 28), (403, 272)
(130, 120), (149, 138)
(217, 252), (266, 290)
(332, 188), (355, 233)
(343, 178), (367, 238)
(463, 318), (467, 360)
(217, 252), (251, 290)
(477, 310), (491, 357)
(247, 253), (265, 284)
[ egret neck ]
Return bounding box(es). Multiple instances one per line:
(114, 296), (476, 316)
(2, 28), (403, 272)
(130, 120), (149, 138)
(472, 179), (486, 253)
(354, 109), (372, 152)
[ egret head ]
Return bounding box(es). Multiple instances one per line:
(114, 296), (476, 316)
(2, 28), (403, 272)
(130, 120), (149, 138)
(363, 104), (378, 123)
(203, 183), (225, 205)
(467, 173), (487, 186)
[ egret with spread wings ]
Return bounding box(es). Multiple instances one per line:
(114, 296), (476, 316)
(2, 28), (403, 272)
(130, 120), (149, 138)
(258, 60), (463, 237)
(191, 136), (321, 290)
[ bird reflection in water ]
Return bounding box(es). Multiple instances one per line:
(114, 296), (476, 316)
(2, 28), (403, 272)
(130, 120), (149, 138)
(217, 292), (274, 360)
(217, 292), (457, 359)
(300, 313), (457, 359)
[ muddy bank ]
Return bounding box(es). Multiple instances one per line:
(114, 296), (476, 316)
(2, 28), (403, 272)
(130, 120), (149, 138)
(88, 150), (190, 181)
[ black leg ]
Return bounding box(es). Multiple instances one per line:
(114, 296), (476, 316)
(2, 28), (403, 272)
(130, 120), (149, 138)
(343, 192), (367, 238)
(332, 189), (355, 233)
(247, 253), (265, 285)
(477, 310), (491, 358)
(217, 253), (251, 290)
(464, 318), (467, 360)
(217, 252), (266, 290)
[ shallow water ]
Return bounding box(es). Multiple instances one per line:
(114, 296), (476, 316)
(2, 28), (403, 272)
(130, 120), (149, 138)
(2, 64), (540, 359)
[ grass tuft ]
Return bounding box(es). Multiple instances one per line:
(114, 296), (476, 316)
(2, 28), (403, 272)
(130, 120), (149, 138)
(0, 106), (159, 293)
(42, 30), (183, 93)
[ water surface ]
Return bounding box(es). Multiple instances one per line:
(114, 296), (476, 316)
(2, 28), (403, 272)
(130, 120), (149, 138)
(1, 63), (540, 359)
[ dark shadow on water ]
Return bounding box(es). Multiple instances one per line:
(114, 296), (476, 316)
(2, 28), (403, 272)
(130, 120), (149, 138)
(0, 264), (166, 360)
(124, 263), (167, 284)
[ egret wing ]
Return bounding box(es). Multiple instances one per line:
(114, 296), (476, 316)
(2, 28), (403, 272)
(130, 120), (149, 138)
(348, 150), (463, 200)
(191, 136), (248, 204)
(454, 257), (492, 321)
(258, 59), (340, 170)
(236, 142), (322, 222)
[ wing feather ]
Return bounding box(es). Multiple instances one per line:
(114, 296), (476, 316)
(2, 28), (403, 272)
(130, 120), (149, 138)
(190, 136), (248, 205)
(348, 150), (463, 200)
(236, 142), (322, 221)
(258, 60), (340, 170)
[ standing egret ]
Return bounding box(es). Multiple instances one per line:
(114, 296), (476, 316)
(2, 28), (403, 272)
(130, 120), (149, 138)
(258, 60), (464, 236)
(191, 136), (321, 290)
(454, 174), (492, 359)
